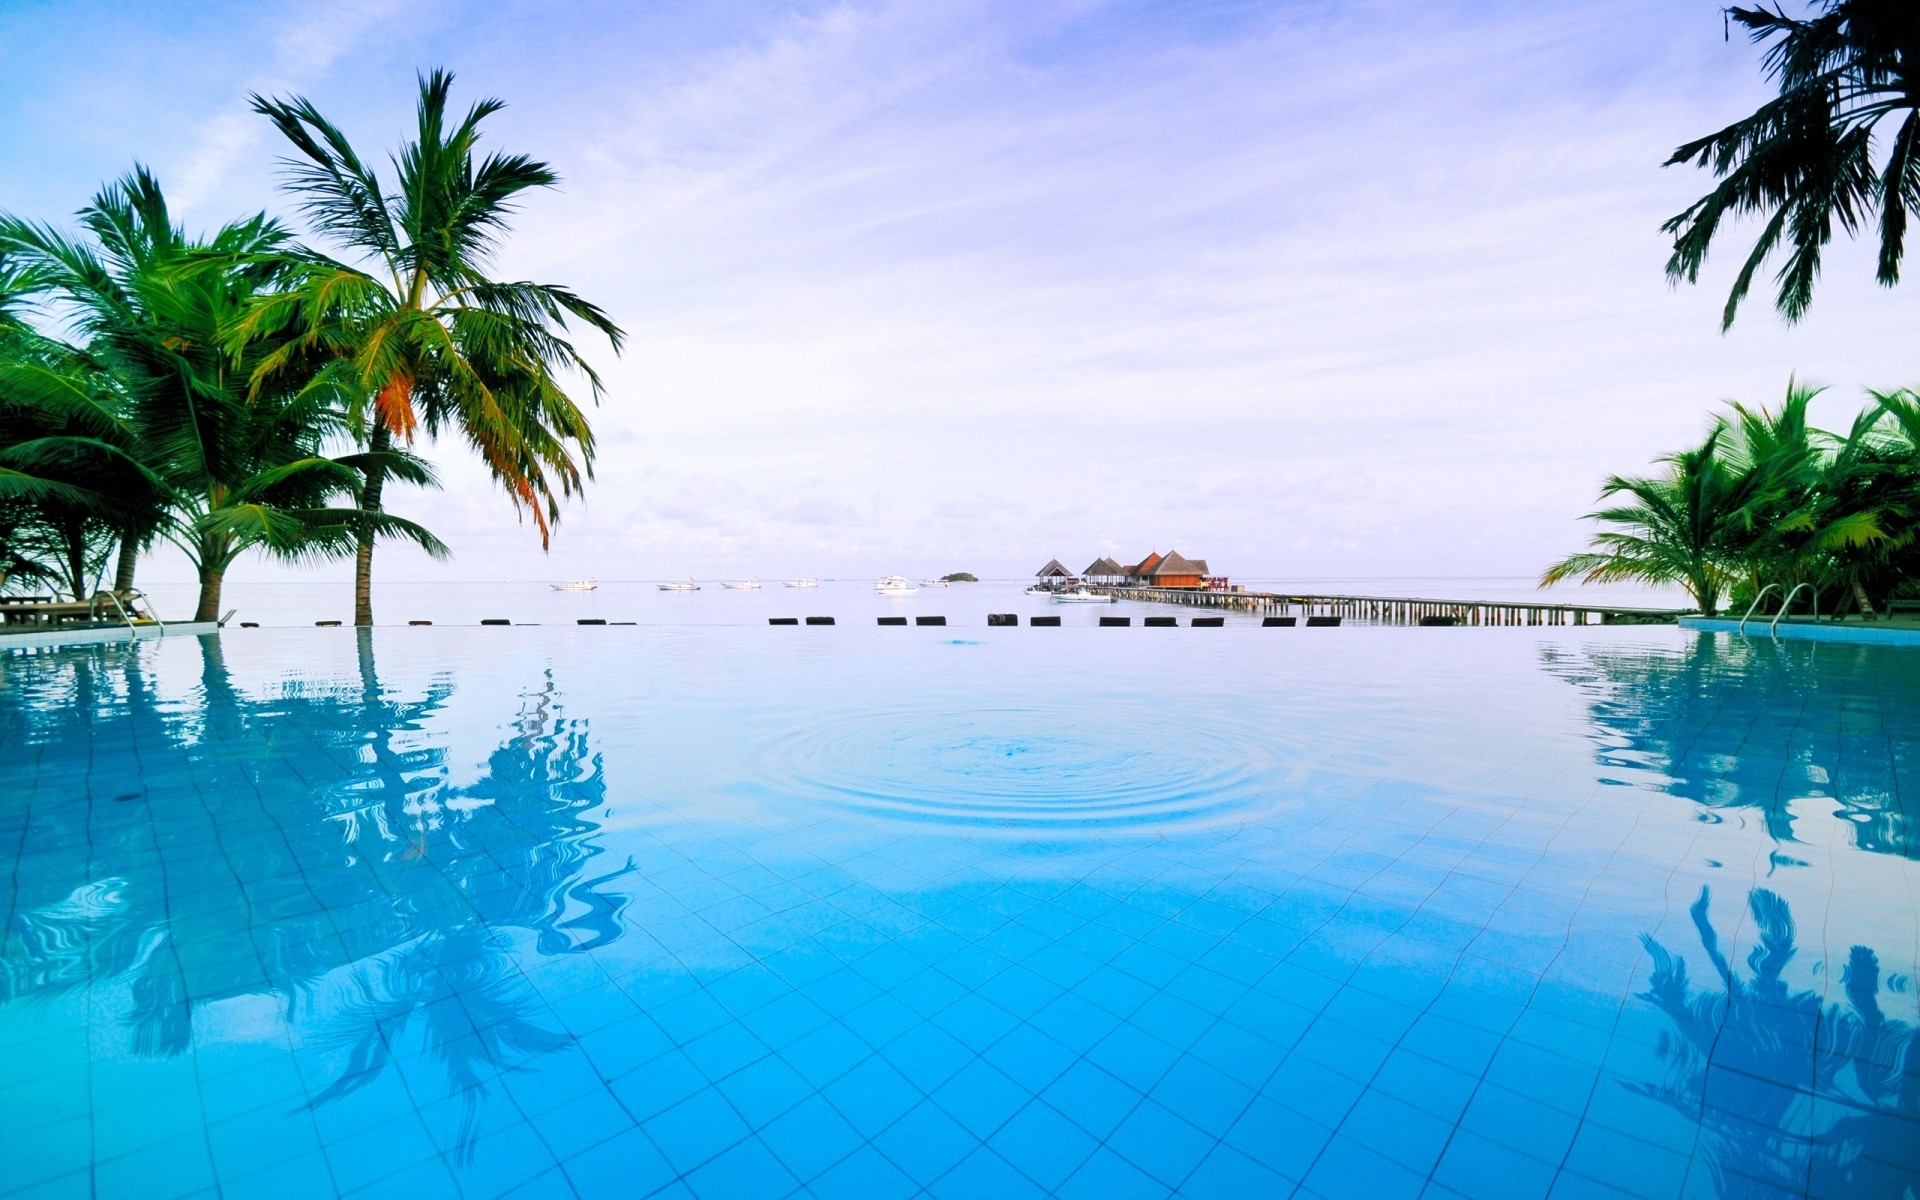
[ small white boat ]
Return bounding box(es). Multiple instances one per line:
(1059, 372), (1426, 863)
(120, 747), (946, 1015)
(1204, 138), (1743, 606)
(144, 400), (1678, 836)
(1051, 588), (1114, 604)
(722, 580), (761, 590)
(550, 579), (597, 592)
(782, 578), (819, 588)
(1023, 585), (1055, 597)
(920, 579), (950, 588)
(875, 575), (919, 596)
(657, 578), (700, 592)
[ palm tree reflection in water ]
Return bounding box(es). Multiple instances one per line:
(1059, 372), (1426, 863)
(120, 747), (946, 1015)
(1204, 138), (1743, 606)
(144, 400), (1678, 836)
(0, 633), (632, 1159)
(302, 634), (633, 1157)
(1639, 888), (1918, 1197)
(1542, 637), (1917, 861)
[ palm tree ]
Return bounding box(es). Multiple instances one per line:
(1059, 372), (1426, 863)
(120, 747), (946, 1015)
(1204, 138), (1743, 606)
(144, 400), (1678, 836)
(0, 170), (446, 620)
(1541, 422), (1778, 613)
(245, 70), (625, 626)
(1664, 1), (1920, 327)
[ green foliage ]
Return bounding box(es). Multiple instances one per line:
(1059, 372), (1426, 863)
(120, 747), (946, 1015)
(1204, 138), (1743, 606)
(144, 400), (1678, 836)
(1665, 1), (1920, 327)
(0, 71), (618, 622)
(941, 572), (977, 582)
(1544, 380), (1920, 615)
(0, 170), (446, 617)
(247, 70), (623, 625)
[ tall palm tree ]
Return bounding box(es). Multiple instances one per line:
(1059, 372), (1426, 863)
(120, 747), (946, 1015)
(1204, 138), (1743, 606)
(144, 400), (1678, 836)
(1541, 422), (1780, 613)
(1664, 1), (1920, 327)
(0, 170), (446, 620)
(245, 70), (625, 626)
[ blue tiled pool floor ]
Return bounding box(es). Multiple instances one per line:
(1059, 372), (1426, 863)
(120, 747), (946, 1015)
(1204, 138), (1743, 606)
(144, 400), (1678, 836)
(0, 628), (1915, 1198)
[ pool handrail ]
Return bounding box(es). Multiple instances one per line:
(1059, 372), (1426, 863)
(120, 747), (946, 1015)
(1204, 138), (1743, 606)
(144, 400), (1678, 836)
(1737, 585), (1781, 635)
(89, 589), (164, 636)
(1770, 583), (1816, 637)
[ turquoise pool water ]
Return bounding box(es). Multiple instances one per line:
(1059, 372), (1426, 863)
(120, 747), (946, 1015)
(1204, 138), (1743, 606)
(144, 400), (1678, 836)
(1, 627), (1914, 1199)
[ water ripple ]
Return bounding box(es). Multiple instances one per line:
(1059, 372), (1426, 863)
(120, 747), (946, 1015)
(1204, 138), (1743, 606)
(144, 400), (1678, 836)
(759, 703), (1295, 832)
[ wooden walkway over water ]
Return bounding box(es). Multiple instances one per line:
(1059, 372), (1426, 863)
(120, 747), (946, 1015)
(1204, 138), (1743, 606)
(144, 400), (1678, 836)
(1090, 586), (1686, 626)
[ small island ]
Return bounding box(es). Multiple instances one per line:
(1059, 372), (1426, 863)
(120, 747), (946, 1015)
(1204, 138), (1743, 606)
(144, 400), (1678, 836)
(941, 572), (977, 582)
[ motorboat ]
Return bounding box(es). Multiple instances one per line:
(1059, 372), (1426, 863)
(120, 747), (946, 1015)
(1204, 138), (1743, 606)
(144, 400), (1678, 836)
(782, 578), (819, 588)
(721, 579), (761, 590)
(1051, 587), (1114, 604)
(1022, 585), (1056, 597)
(550, 579), (597, 592)
(657, 578), (700, 592)
(874, 575), (919, 596)
(920, 579), (950, 588)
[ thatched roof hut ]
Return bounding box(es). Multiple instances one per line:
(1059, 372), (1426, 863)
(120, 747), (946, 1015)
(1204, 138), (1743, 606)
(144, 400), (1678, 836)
(1035, 558), (1073, 579)
(1144, 550), (1210, 587)
(1083, 556), (1125, 580)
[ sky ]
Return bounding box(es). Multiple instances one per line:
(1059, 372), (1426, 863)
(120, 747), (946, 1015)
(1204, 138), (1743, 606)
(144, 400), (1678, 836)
(1, 0), (1913, 587)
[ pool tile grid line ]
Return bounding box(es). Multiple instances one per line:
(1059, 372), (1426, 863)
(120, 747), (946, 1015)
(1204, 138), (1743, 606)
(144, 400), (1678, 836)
(6, 633), (1917, 1200)
(564, 783), (1620, 1190)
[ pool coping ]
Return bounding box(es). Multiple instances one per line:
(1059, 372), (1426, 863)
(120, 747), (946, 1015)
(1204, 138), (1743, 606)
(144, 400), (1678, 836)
(1680, 616), (1920, 646)
(0, 621), (220, 650)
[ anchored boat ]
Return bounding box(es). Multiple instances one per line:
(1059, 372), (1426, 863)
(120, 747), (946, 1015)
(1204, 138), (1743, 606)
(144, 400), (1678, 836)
(875, 575), (919, 596)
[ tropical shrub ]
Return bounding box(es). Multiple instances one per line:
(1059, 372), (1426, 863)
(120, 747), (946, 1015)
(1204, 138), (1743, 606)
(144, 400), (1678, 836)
(1544, 381), (1919, 616)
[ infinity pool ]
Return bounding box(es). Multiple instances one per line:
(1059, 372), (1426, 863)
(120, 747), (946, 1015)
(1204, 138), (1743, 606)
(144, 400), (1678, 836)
(1, 628), (1914, 1199)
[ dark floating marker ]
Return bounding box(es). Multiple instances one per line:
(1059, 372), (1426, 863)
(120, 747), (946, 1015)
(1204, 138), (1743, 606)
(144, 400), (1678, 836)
(878, 616), (907, 625)
(315, 620), (342, 627)
(481, 618), (511, 626)
(1099, 616), (1130, 627)
(1030, 615), (1061, 626)
(1144, 616), (1176, 628)
(1418, 615), (1458, 626)
(408, 620), (432, 626)
(577, 618), (607, 625)
(987, 613), (1017, 626)
(805, 616), (835, 625)
(1305, 615), (1341, 627)
(1191, 616), (1224, 627)
(770, 617), (799, 625)
(915, 616), (947, 626)
(239, 621), (260, 628)
(1262, 616), (1297, 627)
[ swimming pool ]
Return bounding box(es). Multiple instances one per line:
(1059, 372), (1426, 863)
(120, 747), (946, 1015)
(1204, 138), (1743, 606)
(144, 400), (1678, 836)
(1, 627), (1914, 1199)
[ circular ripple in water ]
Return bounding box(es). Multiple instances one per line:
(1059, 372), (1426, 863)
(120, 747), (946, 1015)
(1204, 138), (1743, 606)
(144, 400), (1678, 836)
(762, 703), (1294, 832)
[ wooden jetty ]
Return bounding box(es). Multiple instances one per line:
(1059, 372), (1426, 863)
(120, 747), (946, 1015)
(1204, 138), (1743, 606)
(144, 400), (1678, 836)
(1089, 586), (1687, 626)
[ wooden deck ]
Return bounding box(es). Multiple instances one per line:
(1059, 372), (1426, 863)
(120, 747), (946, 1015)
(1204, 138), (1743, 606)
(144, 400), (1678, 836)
(1088, 586), (1688, 626)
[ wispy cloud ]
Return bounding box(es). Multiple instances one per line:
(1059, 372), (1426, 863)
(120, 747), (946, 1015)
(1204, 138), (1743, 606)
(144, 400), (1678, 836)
(170, 0), (412, 211)
(7, 0), (1913, 588)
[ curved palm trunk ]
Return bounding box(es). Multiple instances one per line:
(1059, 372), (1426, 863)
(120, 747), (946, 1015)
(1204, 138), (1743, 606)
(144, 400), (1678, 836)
(354, 425), (392, 628)
(112, 535), (139, 593)
(193, 563), (224, 624)
(60, 520), (89, 603)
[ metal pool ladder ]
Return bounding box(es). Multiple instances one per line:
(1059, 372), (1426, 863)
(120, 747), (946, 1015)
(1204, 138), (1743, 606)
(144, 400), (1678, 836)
(90, 589), (165, 637)
(1735, 583), (1816, 638)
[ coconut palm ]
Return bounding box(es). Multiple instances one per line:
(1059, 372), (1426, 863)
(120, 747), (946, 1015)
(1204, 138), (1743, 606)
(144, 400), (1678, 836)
(1541, 423), (1777, 613)
(0, 170), (446, 620)
(245, 70), (625, 626)
(0, 316), (173, 597)
(1664, 1), (1920, 327)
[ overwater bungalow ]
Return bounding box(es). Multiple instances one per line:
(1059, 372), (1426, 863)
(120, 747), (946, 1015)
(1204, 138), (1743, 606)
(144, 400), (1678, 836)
(1143, 549), (1210, 588)
(1124, 550), (1165, 585)
(1083, 557), (1127, 586)
(1035, 558), (1074, 583)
